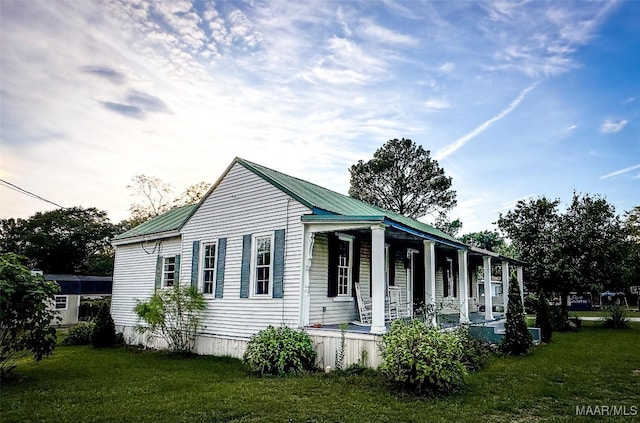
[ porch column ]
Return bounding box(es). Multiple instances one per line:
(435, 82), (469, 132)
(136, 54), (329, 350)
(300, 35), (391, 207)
(483, 255), (493, 320)
(516, 266), (525, 308)
(299, 229), (314, 327)
(502, 261), (509, 314)
(370, 224), (386, 334)
(457, 249), (469, 324)
(424, 240), (436, 326)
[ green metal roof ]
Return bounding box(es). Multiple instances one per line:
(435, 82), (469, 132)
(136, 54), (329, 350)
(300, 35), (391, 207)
(113, 204), (196, 240)
(236, 158), (462, 245)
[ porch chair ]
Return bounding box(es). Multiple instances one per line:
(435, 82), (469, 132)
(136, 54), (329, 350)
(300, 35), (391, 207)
(387, 286), (411, 320)
(353, 282), (372, 325)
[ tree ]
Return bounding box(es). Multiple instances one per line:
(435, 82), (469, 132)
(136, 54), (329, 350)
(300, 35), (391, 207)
(459, 230), (505, 252)
(0, 207), (117, 275)
(172, 181), (211, 207)
(499, 279), (533, 355)
(349, 138), (456, 219)
(127, 174), (174, 226)
(496, 196), (562, 297)
(91, 303), (116, 348)
(434, 216), (463, 237)
(0, 254), (59, 376)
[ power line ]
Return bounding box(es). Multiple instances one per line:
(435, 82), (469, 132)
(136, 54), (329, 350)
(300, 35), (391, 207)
(0, 178), (64, 208)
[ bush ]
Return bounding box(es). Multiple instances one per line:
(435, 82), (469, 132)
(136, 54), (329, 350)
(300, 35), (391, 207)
(455, 325), (491, 372)
(134, 286), (205, 355)
(62, 322), (95, 345)
(379, 319), (467, 396)
(499, 279), (533, 355)
(602, 305), (630, 329)
(243, 326), (316, 376)
(535, 294), (553, 343)
(0, 254), (59, 377)
(91, 304), (116, 348)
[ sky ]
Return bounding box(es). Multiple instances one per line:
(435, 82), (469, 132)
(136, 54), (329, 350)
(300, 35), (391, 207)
(1, 0), (638, 234)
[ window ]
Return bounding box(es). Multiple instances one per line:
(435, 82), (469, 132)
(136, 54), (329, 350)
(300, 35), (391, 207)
(163, 256), (176, 287)
(445, 258), (455, 298)
(55, 296), (67, 310)
(253, 235), (272, 296)
(337, 237), (353, 296)
(202, 242), (217, 294)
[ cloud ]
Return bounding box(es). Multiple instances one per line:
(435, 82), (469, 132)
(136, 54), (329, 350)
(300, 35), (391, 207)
(81, 66), (126, 84)
(600, 163), (640, 180)
(101, 102), (145, 119)
(126, 90), (170, 114)
(424, 98), (450, 111)
(435, 82), (538, 160)
(359, 19), (417, 46)
(600, 118), (628, 133)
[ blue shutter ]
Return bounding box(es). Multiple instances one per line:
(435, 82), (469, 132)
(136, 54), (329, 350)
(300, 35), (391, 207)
(191, 241), (200, 289)
(240, 234), (252, 298)
(215, 238), (227, 298)
(327, 234), (338, 297)
(174, 254), (181, 286)
(155, 256), (163, 290)
(273, 229), (285, 299)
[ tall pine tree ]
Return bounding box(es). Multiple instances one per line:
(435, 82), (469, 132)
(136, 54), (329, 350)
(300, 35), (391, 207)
(500, 279), (533, 355)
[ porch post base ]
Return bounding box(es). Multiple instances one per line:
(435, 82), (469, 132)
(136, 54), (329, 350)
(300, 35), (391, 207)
(370, 324), (387, 335)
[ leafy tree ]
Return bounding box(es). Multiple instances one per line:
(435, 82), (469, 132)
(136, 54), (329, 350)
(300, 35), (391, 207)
(499, 279), (533, 355)
(0, 254), (59, 376)
(134, 286), (205, 355)
(434, 216), (463, 237)
(535, 293), (553, 343)
(349, 138), (456, 219)
(172, 181), (211, 207)
(622, 206), (640, 292)
(459, 230), (505, 252)
(0, 207), (117, 275)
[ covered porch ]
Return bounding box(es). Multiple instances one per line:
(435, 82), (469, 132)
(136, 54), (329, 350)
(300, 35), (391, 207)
(298, 215), (526, 336)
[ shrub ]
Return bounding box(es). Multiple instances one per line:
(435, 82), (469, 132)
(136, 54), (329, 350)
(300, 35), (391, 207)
(379, 319), (467, 396)
(455, 325), (491, 372)
(243, 326), (316, 376)
(62, 322), (95, 346)
(535, 294), (553, 343)
(602, 305), (630, 329)
(134, 286), (205, 355)
(92, 303), (116, 348)
(499, 279), (533, 355)
(0, 254), (59, 377)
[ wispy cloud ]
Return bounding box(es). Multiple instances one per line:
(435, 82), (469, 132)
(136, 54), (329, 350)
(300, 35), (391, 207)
(600, 163), (640, 179)
(81, 66), (126, 84)
(359, 19), (417, 45)
(424, 98), (450, 111)
(435, 82), (538, 160)
(600, 118), (628, 133)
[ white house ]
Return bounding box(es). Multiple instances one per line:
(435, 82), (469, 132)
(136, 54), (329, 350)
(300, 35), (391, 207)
(111, 158), (527, 367)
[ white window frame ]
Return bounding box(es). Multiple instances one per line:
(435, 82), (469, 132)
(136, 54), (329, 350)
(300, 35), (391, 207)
(251, 233), (274, 298)
(55, 295), (68, 310)
(200, 241), (218, 295)
(162, 256), (176, 288)
(336, 234), (354, 298)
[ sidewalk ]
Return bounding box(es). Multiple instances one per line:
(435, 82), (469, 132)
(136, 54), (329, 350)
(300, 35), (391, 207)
(579, 316), (640, 322)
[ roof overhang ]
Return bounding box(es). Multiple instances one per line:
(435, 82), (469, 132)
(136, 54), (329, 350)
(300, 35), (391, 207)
(468, 246), (527, 266)
(111, 230), (181, 246)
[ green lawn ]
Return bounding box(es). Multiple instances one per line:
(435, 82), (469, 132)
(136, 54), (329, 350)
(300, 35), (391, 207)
(2, 322), (639, 423)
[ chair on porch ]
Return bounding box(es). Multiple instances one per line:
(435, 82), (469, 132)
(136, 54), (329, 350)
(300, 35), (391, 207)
(387, 286), (410, 320)
(353, 282), (372, 325)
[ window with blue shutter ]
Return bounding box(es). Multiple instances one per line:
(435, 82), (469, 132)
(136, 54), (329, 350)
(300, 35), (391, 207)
(240, 234), (252, 298)
(215, 238), (227, 298)
(191, 241), (200, 289)
(273, 229), (285, 299)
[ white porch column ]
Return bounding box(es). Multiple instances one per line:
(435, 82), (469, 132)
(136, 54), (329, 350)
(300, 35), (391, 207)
(502, 261), (509, 314)
(370, 224), (386, 334)
(424, 240), (436, 326)
(299, 229), (314, 327)
(458, 249), (470, 324)
(516, 266), (525, 308)
(483, 255), (493, 320)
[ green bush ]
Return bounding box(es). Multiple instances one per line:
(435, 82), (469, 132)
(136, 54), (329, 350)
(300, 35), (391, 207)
(379, 319), (467, 396)
(455, 325), (491, 372)
(500, 279), (533, 355)
(62, 322), (95, 346)
(535, 294), (553, 343)
(602, 305), (630, 329)
(91, 304), (116, 348)
(243, 326), (316, 376)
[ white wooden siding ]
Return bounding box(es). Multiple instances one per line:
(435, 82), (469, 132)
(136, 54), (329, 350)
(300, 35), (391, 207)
(178, 162), (310, 339)
(111, 237), (183, 327)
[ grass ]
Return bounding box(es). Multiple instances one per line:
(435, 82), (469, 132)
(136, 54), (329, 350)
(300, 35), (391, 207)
(2, 322), (639, 422)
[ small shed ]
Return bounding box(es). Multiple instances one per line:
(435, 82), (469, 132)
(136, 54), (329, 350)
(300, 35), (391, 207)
(46, 274), (113, 325)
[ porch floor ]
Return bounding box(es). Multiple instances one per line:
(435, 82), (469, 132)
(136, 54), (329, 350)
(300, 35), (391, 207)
(306, 312), (505, 334)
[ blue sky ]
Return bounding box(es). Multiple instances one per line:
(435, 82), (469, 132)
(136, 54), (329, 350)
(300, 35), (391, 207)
(1, 0), (638, 233)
